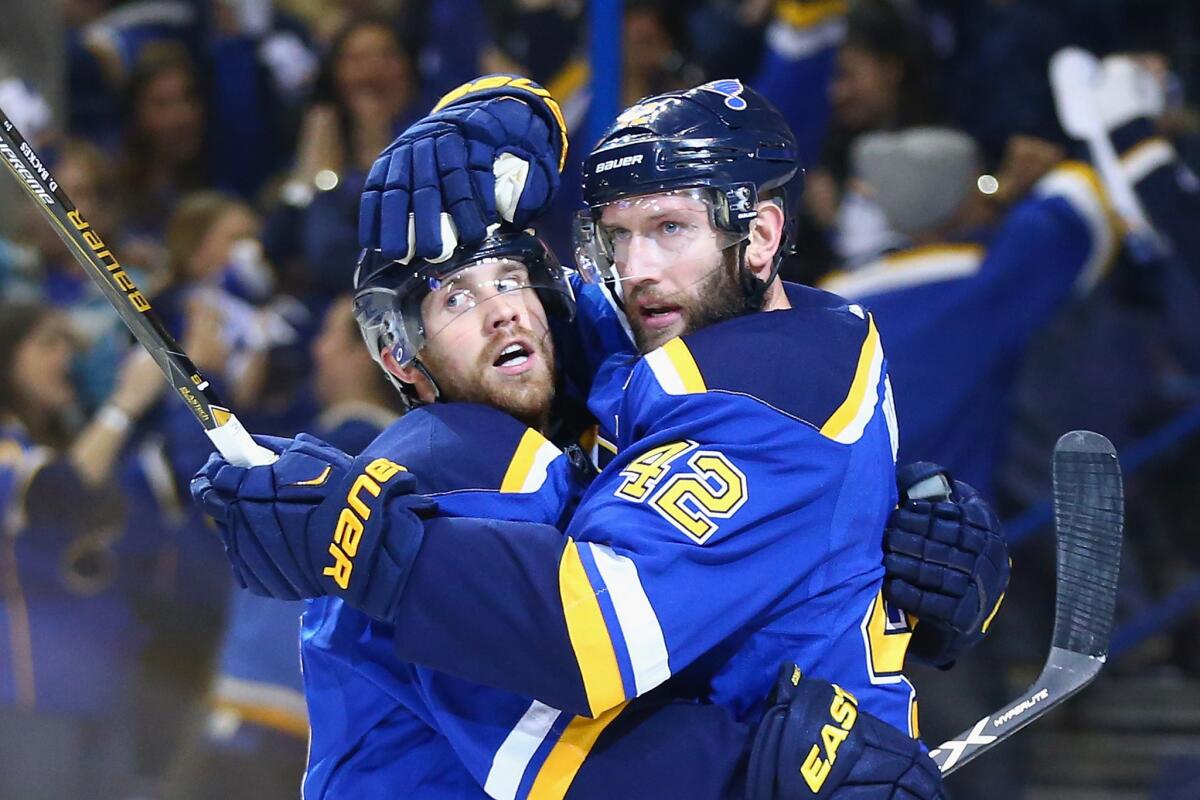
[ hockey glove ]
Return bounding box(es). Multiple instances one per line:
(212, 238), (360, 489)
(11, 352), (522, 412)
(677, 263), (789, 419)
(191, 433), (437, 622)
(359, 74), (567, 263)
(747, 664), (946, 800)
(884, 462), (1010, 667)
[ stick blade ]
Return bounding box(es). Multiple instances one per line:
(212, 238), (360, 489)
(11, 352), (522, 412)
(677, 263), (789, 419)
(1051, 430), (1124, 659)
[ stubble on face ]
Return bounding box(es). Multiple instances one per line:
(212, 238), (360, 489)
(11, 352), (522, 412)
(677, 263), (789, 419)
(625, 252), (750, 353)
(421, 324), (557, 432)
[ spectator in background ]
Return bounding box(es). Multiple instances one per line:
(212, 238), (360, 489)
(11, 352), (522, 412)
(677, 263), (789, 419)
(265, 15), (426, 297)
(163, 295), (399, 800)
(0, 303), (165, 800)
(810, 0), (941, 229)
(120, 42), (210, 241)
(127, 190), (305, 794)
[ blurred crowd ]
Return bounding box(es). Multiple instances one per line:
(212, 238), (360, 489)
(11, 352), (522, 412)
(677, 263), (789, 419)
(0, 0), (1198, 797)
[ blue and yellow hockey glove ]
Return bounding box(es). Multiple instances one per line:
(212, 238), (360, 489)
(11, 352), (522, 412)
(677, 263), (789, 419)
(884, 462), (1010, 667)
(747, 664), (946, 800)
(191, 433), (437, 622)
(359, 74), (568, 263)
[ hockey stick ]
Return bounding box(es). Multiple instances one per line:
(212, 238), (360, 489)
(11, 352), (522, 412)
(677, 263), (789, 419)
(929, 430), (1124, 775)
(0, 107), (274, 467)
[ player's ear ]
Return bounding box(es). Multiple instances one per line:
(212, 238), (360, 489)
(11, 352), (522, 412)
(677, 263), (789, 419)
(381, 348), (437, 404)
(744, 200), (785, 280)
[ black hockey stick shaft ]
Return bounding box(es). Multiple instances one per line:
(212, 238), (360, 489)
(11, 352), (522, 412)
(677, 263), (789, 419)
(0, 107), (273, 466)
(929, 430), (1123, 774)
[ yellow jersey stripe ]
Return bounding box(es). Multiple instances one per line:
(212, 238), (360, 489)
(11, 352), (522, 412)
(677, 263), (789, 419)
(909, 694), (921, 740)
(1034, 161), (1119, 291)
(500, 428), (558, 494)
(585, 543), (670, 695)
(211, 700), (309, 739)
(819, 245), (984, 299)
(527, 703), (628, 800)
(820, 316), (882, 442)
(645, 338), (707, 396)
(559, 540), (626, 716)
(663, 338), (706, 393)
(775, 0), (847, 29)
(547, 58), (590, 112)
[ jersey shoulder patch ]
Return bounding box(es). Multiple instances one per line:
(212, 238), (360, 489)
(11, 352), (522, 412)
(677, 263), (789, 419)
(638, 284), (885, 441)
(362, 404), (562, 495)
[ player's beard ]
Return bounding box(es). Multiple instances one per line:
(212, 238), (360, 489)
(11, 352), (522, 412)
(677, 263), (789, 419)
(625, 250), (751, 353)
(423, 325), (557, 432)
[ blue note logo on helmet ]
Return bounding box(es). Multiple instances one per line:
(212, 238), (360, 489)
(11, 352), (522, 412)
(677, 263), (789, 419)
(699, 78), (748, 110)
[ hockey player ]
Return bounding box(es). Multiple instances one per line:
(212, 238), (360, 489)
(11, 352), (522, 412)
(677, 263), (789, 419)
(198, 225), (962, 800)
(194, 79), (1003, 796)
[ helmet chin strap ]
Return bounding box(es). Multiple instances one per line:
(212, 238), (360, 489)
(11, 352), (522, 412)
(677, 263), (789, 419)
(409, 357), (443, 404)
(736, 240), (773, 312)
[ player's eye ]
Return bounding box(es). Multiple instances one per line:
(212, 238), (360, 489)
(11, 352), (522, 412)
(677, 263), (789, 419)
(496, 275), (524, 293)
(606, 227), (631, 244)
(443, 288), (473, 311)
(659, 220), (684, 236)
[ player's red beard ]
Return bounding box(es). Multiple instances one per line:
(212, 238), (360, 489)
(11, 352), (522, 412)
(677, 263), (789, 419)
(422, 325), (557, 432)
(624, 251), (750, 353)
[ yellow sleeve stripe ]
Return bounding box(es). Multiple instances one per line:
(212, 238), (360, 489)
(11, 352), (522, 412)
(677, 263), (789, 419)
(644, 338), (707, 396)
(500, 428), (562, 494)
(1034, 161), (1119, 292)
(818, 244), (984, 299)
(909, 693), (921, 740)
(527, 703), (628, 800)
(433, 75), (570, 172)
(775, 0), (847, 29)
(211, 700), (309, 739)
(559, 540), (626, 717)
(820, 316), (884, 443)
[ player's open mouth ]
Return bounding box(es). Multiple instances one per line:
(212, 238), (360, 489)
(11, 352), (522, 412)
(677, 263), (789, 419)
(493, 339), (536, 375)
(637, 303), (682, 330)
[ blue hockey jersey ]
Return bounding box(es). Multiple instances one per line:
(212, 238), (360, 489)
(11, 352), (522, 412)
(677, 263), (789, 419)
(818, 160), (1117, 496)
(388, 284), (914, 738)
(301, 403), (594, 800)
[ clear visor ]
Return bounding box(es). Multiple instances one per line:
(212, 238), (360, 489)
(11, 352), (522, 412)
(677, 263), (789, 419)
(572, 188), (752, 289)
(354, 257), (567, 365)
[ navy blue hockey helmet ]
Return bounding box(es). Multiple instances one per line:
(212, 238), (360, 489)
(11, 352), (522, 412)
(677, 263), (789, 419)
(575, 79), (804, 299)
(353, 226), (575, 402)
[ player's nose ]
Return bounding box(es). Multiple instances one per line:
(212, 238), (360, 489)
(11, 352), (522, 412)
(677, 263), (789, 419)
(483, 291), (523, 331)
(619, 235), (662, 285)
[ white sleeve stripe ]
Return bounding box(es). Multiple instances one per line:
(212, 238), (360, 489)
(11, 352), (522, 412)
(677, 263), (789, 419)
(819, 249), (984, 299)
(883, 375), (899, 463)
(484, 700), (561, 800)
(1034, 167), (1117, 293)
(644, 347), (685, 395)
(585, 542), (671, 695)
(1121, 138), (1175, 184)
(830, 333), (884, 445)
(522, 441), (563, 494)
